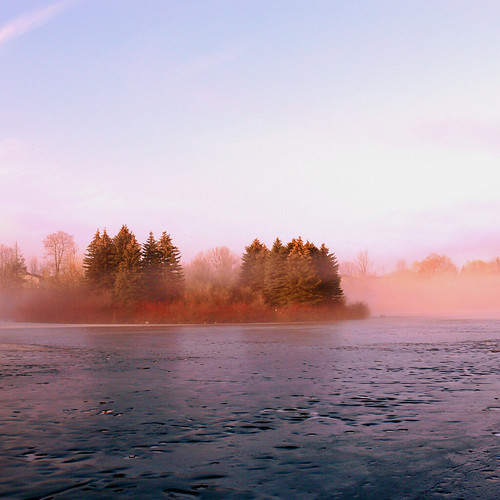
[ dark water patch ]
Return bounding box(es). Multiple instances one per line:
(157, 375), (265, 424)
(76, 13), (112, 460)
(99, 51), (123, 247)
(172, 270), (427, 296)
(163, 486), (200, 497)
(253, 454), (277, 461)
(61, 454), (92, 464)
(191, 474), (226, 480)
(161, 473), (254, 499)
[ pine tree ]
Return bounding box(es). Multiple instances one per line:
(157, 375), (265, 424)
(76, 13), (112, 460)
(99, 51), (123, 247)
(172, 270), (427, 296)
(114, 266), (144, 304)
(263, 238), (288, 307)
(113, 225), (141, 271)
(262, 237), (344, 307)
(82, 230), (101, 284)
(157, 232), (184, 300)
(83, 229), (116, 289)
(313, 244), (343, 303)
(141, 232), (163, 300)
(99, 229), (116, 288)
(284, 238), (322, 305)
(112, 225), (142, 302)
(142, 232), (161, 269)
(239, 238), (268, 296)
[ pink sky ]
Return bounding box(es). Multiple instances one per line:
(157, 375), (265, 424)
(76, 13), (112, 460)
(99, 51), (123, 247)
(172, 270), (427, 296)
(1, 2), (499, 270)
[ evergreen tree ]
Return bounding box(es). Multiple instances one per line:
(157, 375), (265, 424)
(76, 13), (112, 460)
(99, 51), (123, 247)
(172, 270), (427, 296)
(263, 238), (288, 306)
(99, 229), (116, 288)
(113, 225), (141, 271)
(239, 238), (268, 295)
(142, 232), (161, 269)
(157, 232), (184, 300)
(114, 265), (144, 304)
(83, 229), (116, 289)
(112, 225), (142, 302)
(284, 238), (322, 305)
(313, 244), (343, 303)
(141, 232), (163, 300)
(82, 230), (100, 284)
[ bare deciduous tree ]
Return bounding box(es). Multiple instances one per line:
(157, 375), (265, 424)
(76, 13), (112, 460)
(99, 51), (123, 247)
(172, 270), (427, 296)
(411, 253), (457, 274)
(43, 231), (77, 278)
(395, 259), (408, 274)
(206, 246), (240, 285)
(0, 243), (26, 289)
(339, 261), (356, 277)
(184, 247), (241, 303)
(355, 250), (372, 277)
(28, 256), (40, 275)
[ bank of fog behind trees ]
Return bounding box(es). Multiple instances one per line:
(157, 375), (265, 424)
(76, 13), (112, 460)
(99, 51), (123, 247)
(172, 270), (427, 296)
(1, 225), (367, 322)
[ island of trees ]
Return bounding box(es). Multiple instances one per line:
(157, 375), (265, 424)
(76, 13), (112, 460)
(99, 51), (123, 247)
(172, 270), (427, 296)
(0, 226), (368, 323)
(3, 227), (500, 321)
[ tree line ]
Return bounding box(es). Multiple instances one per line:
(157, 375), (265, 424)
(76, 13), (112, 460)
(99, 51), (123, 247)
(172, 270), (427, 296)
(83, 226), (183, 303)
(2, 231), (499, 300)
(0, 227), (360, 323)
(80, 228), (343, 306)
(340, 250), (500, 277)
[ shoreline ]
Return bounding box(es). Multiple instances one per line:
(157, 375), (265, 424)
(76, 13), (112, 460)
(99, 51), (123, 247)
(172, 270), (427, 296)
(2, 310), (500, 329)
(0, 317), (364, 329)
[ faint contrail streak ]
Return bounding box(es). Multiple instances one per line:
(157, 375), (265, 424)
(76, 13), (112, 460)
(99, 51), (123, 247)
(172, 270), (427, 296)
(0, 1), (73, 48)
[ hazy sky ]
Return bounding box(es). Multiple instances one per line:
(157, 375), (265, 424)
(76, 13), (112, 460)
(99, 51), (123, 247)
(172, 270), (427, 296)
(1, 1), (499, 269)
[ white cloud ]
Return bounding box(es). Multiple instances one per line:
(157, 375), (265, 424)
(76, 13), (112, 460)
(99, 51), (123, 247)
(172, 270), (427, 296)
(0, 0), (73, 48)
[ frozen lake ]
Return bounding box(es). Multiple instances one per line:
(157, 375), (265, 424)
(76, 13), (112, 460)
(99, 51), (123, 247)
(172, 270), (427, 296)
(1, 317), (500, 498)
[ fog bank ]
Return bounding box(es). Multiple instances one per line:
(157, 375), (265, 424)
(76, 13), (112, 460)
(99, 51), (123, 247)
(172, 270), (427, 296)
(342, 274), (500, 318)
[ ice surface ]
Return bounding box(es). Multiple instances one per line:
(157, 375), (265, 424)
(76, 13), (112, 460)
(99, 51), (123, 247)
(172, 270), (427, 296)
(1, 317), (500, 498)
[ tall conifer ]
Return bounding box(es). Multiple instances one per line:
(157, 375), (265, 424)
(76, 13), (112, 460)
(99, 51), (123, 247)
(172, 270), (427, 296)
(263, 238), (288, 306)
(83, 230), (101, 285)
(158, 232), (184, 300)
(113, 225), (141, 271)
(285, 238), (322, 305)
(239, 238), (268, 295)
(142, 232), (160, 268)
(314, 244), (343, 303)
(83, 229), (116, 289)
(141, 232), (163, 300)
(112, 225), (142, 302)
